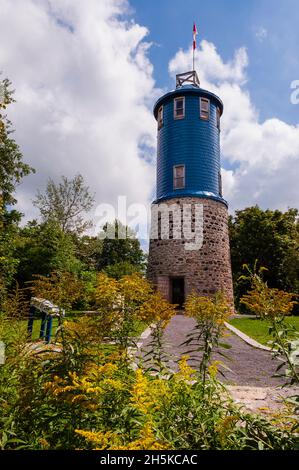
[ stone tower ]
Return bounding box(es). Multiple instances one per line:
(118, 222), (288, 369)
(147, 71), (234, 307)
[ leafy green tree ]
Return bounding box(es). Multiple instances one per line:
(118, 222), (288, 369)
(0, 77), (34, 208)
(97, 220), (145, 273)
(0, 201), (20, 301)
(0, 77), (34, 296)
(229, 206), (299, 306)
(104, 261), (143, 280)
(75, 235), (103, 271)
(33, 174), (95, 234)
(15, 220), (83, 286)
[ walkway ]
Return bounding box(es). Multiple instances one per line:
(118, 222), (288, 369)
(138, 315), (287, 387)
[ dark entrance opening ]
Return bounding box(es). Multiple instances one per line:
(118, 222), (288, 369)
(171, 277), (185, 309)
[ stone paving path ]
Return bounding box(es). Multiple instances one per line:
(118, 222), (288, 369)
(138, 315), (287, 387)
(136, 316), (299, 414)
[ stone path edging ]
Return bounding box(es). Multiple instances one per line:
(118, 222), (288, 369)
(128, 324), (154, 370)
(225, 322), (271, 352)
(226, 385), (299, 414)
(136, 324), (153, 348)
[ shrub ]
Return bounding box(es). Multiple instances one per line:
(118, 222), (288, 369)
(0, 275), (298, 450)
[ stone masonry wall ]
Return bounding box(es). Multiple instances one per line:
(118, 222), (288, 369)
(147, 197), (234, 306)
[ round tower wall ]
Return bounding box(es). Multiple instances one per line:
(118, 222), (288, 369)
(147, 197), (234, 306)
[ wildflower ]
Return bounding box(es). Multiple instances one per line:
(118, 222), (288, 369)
(116, 421), (170, 450)
(75, 429), (120, 449)
(216, 415), (239, 447)
(119, 273), (153, 304)
(185, 292), (231, 327)
(130, 369), (153, 414)
(208, 360), (222, 380)
(137, 293), (176, 327)
(38, 438), (50, 449)
(95, 273), (119, 308)
(176, 356), (196, 382)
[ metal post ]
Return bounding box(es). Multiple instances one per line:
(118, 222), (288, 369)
(40, 312), (47, 340)
(45, 316), (53, 344)
(193, 48), (195, 72)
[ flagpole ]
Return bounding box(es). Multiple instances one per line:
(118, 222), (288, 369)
(193, 46), (194, 71)
(192, 23), (197, 72)
(192, 24), (194, 71)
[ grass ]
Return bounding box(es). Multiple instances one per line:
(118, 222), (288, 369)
(230, 316), (299, 346)
(131, 319), (148, 337)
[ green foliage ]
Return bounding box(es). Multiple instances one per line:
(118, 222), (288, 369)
(33, 174), (95, 234)
(230, 317), (299, 346)
(184, 292), (232, 384)
(240, 265), (299, 386)
(229, 206), (299, 307)
(94, 273), (155, 362)
(74, 235), (103, 271)
(104, 261), (143, 279)
(0, 276), (298, 450)
(0, 77), (34, 207)
(0, 201), (20, 300)
(1, 77), (298, 450)
(29, 271), (85, 312)
(15, 220), (84, 286)
(0, 77), (34, 296)
(98, 220), (145, 272)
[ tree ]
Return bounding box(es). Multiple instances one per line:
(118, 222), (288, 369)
(75, 235), (103, 271)
(15, 220), (83, 286)
(229, 206), (299, 306)
(97, 220), (146, 273)
(104, 261), (143, 280)
(0, 200), (20, 300)
(30, 271), (85, 311)
(0, 77), (34, 208)
(0, 76), (34, 296)
(33, 174), (95, 234)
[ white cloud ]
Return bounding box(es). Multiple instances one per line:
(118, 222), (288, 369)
(255, 27), (268, 43)
(0, 0), (159, 228)
(169, 40), (248, 85)
(1, 0), (297, 233)
(169, 41), (299, 212)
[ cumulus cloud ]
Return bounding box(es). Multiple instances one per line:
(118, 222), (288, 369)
(169, 41), (299, 212)
(0, 0), (159, 229)
(169, 40), (248, 85)
(1, 0), (297, 236)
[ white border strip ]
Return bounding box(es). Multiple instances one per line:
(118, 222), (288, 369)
(225, 322), (271, 352)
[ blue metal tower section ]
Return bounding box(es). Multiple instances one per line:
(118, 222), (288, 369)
(153, 72), (226, 205)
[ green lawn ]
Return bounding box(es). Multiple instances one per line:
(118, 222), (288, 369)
(131, 319), (148, 337)
(230, 316), (299, 346)
(26, 317), (60, 341)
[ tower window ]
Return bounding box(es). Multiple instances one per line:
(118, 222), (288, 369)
(200, 97), (210, 120)
(158, 105), (163, 130)
(173, 165), (185, 190)
(174, 97), (185, 119)
(217, 107), (221, 130)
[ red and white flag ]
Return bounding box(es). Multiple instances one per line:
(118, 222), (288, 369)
(193, 23), (198, 50)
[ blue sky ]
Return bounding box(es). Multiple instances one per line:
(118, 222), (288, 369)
(130, 0), (299, 124)
(0, 0), (298, 233)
